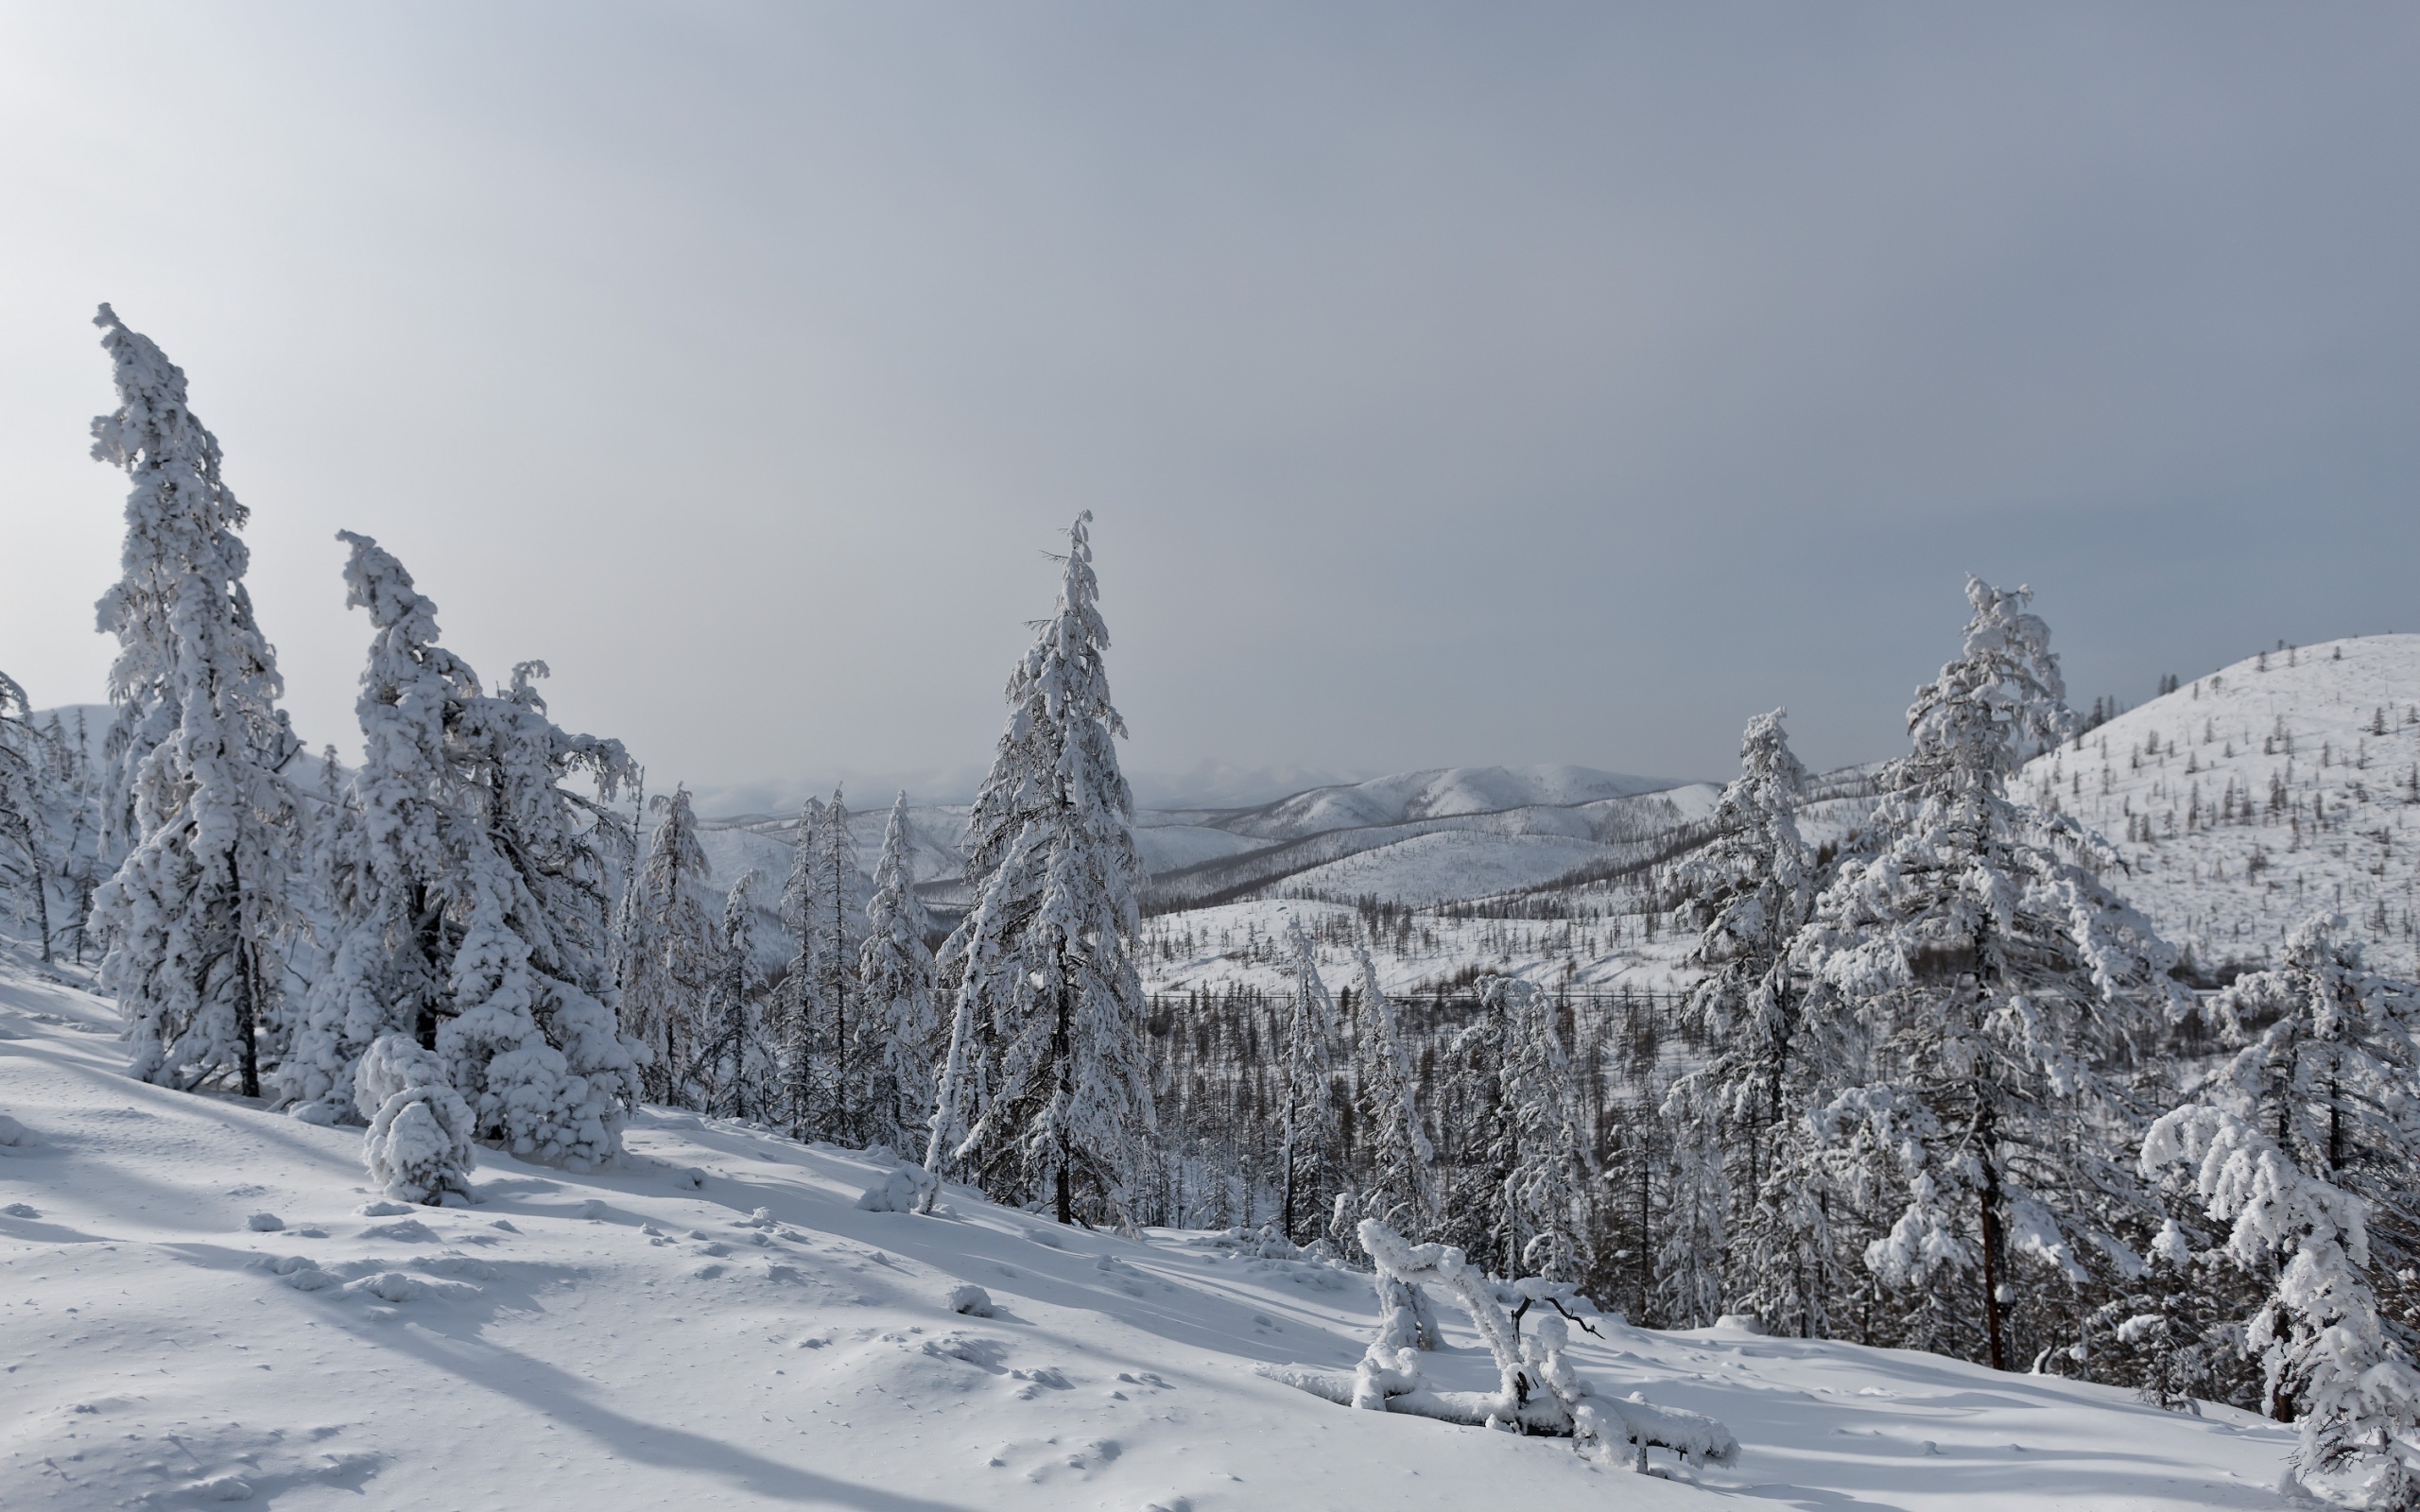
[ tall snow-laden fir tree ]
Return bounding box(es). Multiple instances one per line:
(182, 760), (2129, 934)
(1349, 945), (1436, 1238)
(1446, 974), (1595, 1280)
(86, 305), (302, 1097)
(0, 670), (58, 962)
(2141, 916), (2420, 1503)
(922, 512), (1154, 1225)
(282, 533), (643, 1172)
(858, 792), (937, 1155)
(1664, 708), (1815, 1324)
(807, 788), (864, 1141)
(697, 869), (770, 1120)
(1276, 917), (1340, 1244)
(619, 785), (717, 1106)
(1790, 578), (2187, 1368)
(779, 794), (824, 1138)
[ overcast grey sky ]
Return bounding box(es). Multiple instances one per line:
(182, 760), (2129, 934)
(5, 4), (2416, 808)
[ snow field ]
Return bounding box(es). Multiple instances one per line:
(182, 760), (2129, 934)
(0, 949), (2303, 1511)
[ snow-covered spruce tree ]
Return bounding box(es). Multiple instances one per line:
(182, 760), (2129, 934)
(1661, 709), (1815, 1323)
(282, 534), (644, 1170)
(1790, 578), (2187, 1369)
(810, 789), (864, 1141)
(618, 785), (717, 1107)
(1446, 974), (1596, 1281)
(921, 512), (1154, 1225)
(1348, 945), (1437, 1236)
(858, 792), (937, 1154)
(695, 870), (770, 1120)
(1276, 917), (1341, 1245)
(778, 795), (825, 1139)
(1343, 946), (1444, 1348)
(87, 305), (303, 1097)
(2145, 1105), (2420, 1502)
(0, 670), (59, 962)
(2139, 915), (2420, 1497)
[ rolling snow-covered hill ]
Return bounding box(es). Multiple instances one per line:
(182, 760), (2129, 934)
(2020, 634), (2420, 976)
(0, 947), (2302, 1511)
(699, 765), (1704, 917)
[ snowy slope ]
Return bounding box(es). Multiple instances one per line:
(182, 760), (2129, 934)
(0, 949), (2304, 1511)
(1277, 833), (1616, 909)
(2021, 634), (2420, 976)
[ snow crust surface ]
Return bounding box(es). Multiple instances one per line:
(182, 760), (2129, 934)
(0, 950), (2298, 1510)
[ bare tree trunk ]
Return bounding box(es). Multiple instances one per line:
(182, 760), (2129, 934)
(227, 847), (260, 1098)
(1979, 1119), (2007, 1372)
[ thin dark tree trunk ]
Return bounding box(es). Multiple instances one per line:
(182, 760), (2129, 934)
(227, 846), (259, 1098)
(1979, 1115), (2007, 1371)
(1055, 950), (1075, 1225)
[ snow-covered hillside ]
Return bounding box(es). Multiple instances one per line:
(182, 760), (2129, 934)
(691, 767), (1708, 918)
(2021, 634), (2420, 976)
(0, 948), (2303, 1510)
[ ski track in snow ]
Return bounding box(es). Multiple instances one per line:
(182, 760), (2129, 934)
(0, 951), (2297, 1511)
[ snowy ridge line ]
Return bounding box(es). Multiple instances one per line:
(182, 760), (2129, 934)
(1146, 791), (1712, 914)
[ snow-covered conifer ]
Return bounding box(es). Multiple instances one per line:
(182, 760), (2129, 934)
(284, 535), (643, 1171)
(619, 785), (717, 1106)
(356, 1034), (477, 1205)
(1276, 917), (1340, 1244)
(922, 513), (1154, 1224)
(2145, 1099), (2420, 1503)
(779, 795), (824, 1138)
(1348, 945), (1436, 1237)
(2140, 916), (2420, 1501)
(0, 671), (59, 962)
(1449, 975), (1595, 1280)
(86, 305), (302, 1096)
(810, 789), (864, 1140)
(858, 792), (937, 1154)
(696, 870), (771, 1119)
(1664, 708), (1815, 1323)
(1791, 579), (2186, 1367)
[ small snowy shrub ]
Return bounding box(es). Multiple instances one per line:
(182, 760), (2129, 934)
(356, 1035), (476, 1205)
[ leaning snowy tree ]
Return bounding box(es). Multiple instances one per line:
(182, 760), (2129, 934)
(857, 792), (938, 1155)
(1790, 578), (2188, 1369)
(2139, 915), (2420, 1503)
(86, 305), (304, 1097)
(922, 512), (1155, 1225)
(281, 533), (646, 1173)
(618, 785), (718, 1107)
(1662, 708), (1816, 1326)
(1276, 916), (1341, 1245)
